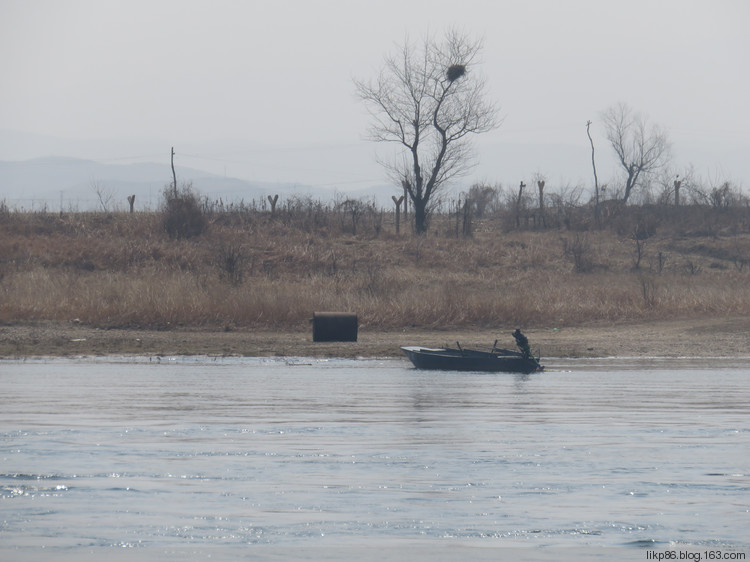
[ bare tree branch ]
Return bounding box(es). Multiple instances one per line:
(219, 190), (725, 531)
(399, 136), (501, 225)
(601, 102), (671, 203)
(355, 29), (500, 233)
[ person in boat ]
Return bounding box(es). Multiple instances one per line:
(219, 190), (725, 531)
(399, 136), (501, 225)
(513, 328), (531, 359)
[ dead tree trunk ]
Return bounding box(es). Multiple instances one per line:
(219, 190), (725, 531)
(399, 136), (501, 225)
(392, 195), (404, 234)
(268, 194), (279, 216)
(399, 179), (410, 232)
(462, 198), (472, 237)
(127, 194), (136, 213)
(537, 180), (546, 227)
(515, 181), (526, 228)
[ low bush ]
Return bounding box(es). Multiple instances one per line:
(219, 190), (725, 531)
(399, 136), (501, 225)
(162, 184), (207, 239)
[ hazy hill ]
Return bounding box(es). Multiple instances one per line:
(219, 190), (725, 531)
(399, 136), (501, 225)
(0, 156), (393, 211)
(2, 129), (745, 212)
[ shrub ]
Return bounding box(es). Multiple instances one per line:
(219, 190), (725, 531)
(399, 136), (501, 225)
(563, 233), (595, 273)
(215, 242), (245, 286)
(162, 183), (207, 239)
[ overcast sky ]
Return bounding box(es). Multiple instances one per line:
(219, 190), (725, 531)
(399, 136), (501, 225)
(1, 0), (748, 192)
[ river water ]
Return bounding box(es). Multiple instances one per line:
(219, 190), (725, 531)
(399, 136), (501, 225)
(1, 356), (748, 561)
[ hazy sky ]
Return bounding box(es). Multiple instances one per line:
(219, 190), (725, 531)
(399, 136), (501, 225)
(1, 0), (748, 192)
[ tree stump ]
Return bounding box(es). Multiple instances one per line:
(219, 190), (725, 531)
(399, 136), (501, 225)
(268, 194), (279, 216)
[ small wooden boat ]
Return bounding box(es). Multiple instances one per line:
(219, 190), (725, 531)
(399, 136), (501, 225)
(401, 343), (543, 373)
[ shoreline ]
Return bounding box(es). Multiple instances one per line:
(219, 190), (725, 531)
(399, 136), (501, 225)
(2, 316), (749, 359)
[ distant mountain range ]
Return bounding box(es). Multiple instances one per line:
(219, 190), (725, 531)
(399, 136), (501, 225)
(2, 128), (746, 212)
(0, 156), (393, 212)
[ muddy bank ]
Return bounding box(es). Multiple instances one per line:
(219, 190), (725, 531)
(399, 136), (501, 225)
(2, 316), (749, 359)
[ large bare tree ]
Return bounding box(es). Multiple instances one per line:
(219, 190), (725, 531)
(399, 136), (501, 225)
(355, 30), (499, 233)
(601, 102), (670, 203)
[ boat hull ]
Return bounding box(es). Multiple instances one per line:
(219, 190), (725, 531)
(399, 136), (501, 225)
(401, 346), (542, 374)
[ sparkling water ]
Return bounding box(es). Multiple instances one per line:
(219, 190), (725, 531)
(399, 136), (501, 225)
(1, 356), (748, 561)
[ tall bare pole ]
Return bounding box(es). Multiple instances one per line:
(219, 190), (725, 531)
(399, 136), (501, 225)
(170, 147), (177, 195)
(586, 121), (600, 224)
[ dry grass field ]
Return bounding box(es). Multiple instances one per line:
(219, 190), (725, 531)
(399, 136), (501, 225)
(2, 197), (750, 357)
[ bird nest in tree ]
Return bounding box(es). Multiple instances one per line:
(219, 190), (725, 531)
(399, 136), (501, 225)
(446, 64), (466, 82)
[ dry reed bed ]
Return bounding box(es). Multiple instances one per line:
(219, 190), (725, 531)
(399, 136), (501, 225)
(2, 211), (750, 330)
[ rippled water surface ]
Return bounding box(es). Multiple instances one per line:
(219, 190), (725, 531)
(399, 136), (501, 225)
(1, 356), (749, 561)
